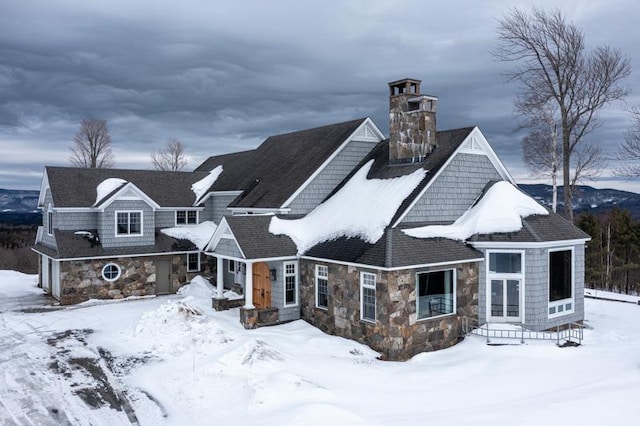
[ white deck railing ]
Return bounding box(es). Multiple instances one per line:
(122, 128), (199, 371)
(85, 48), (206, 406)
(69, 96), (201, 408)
(461, 317), (583, 346)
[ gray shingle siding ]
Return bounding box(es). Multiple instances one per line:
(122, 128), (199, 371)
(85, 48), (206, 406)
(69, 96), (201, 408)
(287, 139), (377, 215)
(271, 260), (301, 322)
(401, 153), (503, 223)
(216, 238), (243, 258)
(204, 194), (238, 223)
(156, 211), (177, 228)
(527, 244), (585, 330)
(522, 248), (543, 326)
(99, 200), (155, 248)
(56, 212), (97, 230)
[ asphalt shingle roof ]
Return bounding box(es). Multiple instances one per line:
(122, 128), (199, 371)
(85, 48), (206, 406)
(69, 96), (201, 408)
(225, 215), (297, 259)
(45, 167), (207, 208)
(195, 118), (368, 209)
(469, 212), (591, 243)
(33, 228), (196, 260)
(304, 227), (484, 268)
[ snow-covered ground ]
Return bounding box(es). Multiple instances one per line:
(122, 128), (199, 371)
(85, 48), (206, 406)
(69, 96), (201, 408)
(1, 271), (638, 425)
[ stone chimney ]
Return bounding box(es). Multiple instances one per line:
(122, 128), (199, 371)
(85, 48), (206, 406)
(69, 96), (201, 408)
(388, 78), (437, 164)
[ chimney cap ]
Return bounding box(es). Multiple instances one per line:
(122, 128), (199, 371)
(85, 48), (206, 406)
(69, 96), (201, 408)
(388, 78), (422, 86)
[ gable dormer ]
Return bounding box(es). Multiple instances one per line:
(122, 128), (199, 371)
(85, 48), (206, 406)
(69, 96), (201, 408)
(96, 182), (159, 248)
(395, 127), (514, 225)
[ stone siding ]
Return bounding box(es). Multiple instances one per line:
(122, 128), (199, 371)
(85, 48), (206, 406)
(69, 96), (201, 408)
(299, 260), (478, 361)
(58, 254), (194, 305)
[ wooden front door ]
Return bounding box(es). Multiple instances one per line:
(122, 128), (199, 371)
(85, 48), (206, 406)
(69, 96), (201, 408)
(252, 262), (271, 309)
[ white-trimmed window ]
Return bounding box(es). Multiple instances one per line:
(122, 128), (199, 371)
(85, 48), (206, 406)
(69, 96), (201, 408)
(315, 265), (328, 309)
(360, 272), (376, 323)
(417, 269), (455, 320)
(47, 204), (53, 235)
(487, 250), (524, 321)
(176, 210), (198, 225)
(548, 247), (575, 317)
(102, 263), (121, 281)
(187, 252), (200, 272)
(283, 261), (298, 306)
(116, 211), (142, 236)
(228, 259), (236, 273)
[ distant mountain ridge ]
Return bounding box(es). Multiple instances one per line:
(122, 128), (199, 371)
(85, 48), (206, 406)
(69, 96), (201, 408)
(0, 184), (639, 224)
(0, 189), (41, 225)
(519, 184), (640, 219)
(0, 189), (39, 213)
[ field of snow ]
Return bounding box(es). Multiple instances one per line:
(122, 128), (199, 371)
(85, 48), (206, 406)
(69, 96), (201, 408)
(1, 270), (638, 425)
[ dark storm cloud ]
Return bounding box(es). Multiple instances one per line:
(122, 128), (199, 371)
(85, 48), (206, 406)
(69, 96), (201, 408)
(1, 0), (639, 192)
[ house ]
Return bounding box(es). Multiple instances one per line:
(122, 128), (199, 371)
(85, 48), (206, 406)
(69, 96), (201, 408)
(33, 78), (590, 360)
(32, 168), (214, 303)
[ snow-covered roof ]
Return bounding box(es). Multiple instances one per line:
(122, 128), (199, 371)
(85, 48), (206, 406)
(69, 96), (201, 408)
(269, 160), (426, 254)
(403, 181), (549, 241)
(161, 221), (218, 250)
(192, 166), (223, 205)
(94, 178), (127, 206)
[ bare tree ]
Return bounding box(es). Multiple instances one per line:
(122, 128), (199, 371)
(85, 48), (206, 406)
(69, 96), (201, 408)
(523, 102), (605, 212)
(151, 139), (188, 171)
(571, 141), (606, 186)
(70, 119), (115, 168)
(522, 104), (561, 211)
(615, 107), (640, 177)
(494, 8), (630, 220)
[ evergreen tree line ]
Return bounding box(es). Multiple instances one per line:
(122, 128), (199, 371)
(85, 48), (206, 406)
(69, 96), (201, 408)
(577, 209), (640, 295)
(0, 225), (38, 273)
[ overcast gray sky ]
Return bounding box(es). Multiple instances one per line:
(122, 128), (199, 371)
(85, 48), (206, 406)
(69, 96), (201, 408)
(1, 0), (639, 192)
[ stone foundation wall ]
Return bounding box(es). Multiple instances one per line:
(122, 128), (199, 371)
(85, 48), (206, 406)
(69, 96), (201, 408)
(299, 260), (478, 361)
(59, 254), (197, 305)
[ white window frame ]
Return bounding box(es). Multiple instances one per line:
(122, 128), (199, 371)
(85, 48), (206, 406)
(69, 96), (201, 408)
(415, 268), (456, 321)
(486, 249), (526, 323)
(548, 246), (575, 318)
(187, 252), (200, 272)
(283, 261), (298, 307)
(176, 210), (198, 226)
(315, 264), (329, 310)
(47, 204), (53, 236)
(102, 263), (121, 282)
(115, 210), (143, 237)
(228, 259), (236, 273)
(360, 271), (376, 323)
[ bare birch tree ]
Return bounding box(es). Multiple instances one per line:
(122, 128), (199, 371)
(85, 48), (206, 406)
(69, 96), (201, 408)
(151, 139), (188, 171)
(615, 107), (640, 177)
(522, 104), (561, 211)
(70, 119), (115, 168)
(494, 8), (630, 220)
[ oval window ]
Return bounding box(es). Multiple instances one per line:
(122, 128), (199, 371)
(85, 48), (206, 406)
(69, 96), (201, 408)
(102, 263), (121, 281)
